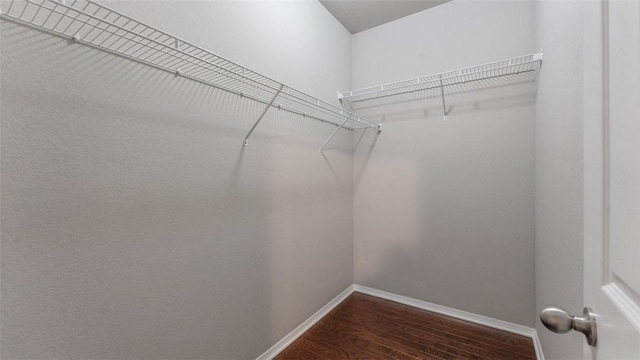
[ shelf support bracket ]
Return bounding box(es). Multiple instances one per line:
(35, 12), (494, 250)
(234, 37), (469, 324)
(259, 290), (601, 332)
(244, 84), (284, 146)
(319, 115), (351, 154)
(440, 79), (448, 121)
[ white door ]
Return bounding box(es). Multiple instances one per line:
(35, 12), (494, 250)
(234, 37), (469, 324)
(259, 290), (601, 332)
(583, 0), (640, 358)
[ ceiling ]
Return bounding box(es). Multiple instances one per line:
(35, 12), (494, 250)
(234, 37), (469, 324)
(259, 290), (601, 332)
(319, 0), (450, 34)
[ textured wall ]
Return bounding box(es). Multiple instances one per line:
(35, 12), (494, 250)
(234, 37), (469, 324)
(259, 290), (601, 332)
(350, 0), (537, 327)
(534, 1), (585, 359)
(0, 1), (354, 358)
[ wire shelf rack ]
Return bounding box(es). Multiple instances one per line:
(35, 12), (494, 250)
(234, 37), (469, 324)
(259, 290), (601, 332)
(338, 52), (543, 116)
(0, 0), (380, 150)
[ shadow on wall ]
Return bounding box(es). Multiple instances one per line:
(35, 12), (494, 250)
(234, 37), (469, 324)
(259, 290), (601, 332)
(1, 21), (354, 359)
(351, 80), (537, 327)
(352, 128), (380, 187)
(354, 80), (538, 124)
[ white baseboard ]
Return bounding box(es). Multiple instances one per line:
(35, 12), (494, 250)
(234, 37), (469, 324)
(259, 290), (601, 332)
(257, 284), (545, 360)
(353, 285), (534, 336)
(256, 285), (355, 360)
(532, 330), (545, 360)
(353, 285), (544, 360)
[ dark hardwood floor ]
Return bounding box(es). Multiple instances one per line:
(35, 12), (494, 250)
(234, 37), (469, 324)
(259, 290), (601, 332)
(275, 292), (536, 360)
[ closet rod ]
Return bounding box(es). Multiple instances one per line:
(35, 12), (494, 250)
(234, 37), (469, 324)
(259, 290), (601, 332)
(1, 0), (380, 144)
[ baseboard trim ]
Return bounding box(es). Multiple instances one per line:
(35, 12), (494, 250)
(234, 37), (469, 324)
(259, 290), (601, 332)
(354, 285), (544, 360)
(354, 285), (533, 336)
(257, 284), (545, 360)
(532, 329), (545, 360)
(256, 284), (355, 360)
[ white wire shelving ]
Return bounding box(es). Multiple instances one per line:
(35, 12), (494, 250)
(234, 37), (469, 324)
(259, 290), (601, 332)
(0, 0), (380, 153)
(338, 52), (544, 120)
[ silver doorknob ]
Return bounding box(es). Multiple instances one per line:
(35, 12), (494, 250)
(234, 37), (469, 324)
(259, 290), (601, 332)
(540, 306), (597, 346)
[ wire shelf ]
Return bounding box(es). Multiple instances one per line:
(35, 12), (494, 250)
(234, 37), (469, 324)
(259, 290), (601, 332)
(0, 0), (379, 144)
(338, 52), (543, 111)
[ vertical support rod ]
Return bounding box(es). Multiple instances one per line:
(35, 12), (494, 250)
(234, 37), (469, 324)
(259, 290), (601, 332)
(244, 84), (284, 146)
(440, 78), (448, 121)
(319, 115), (351, 154)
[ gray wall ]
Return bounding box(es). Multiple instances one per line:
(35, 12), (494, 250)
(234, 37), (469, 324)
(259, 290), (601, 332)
(351, 0), (537, 327)
(0, 1), (354, 359)
(1, 0), (590, 358)
(534, 1), (584, 359)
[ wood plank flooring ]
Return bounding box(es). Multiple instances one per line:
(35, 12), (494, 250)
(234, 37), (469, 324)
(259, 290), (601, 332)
(275, 292), (536, 360)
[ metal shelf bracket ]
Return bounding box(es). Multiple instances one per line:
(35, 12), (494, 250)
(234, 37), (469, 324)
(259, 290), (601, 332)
(440, 78), (448, 121)
(244, 84), (284, 146)
(319, 120), (383, 154)
(319, 115), (351, 154)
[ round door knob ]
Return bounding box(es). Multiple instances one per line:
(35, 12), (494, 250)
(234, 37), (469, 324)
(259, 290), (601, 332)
(539, 306), (598, 346)
(540, 306), (574, 333)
